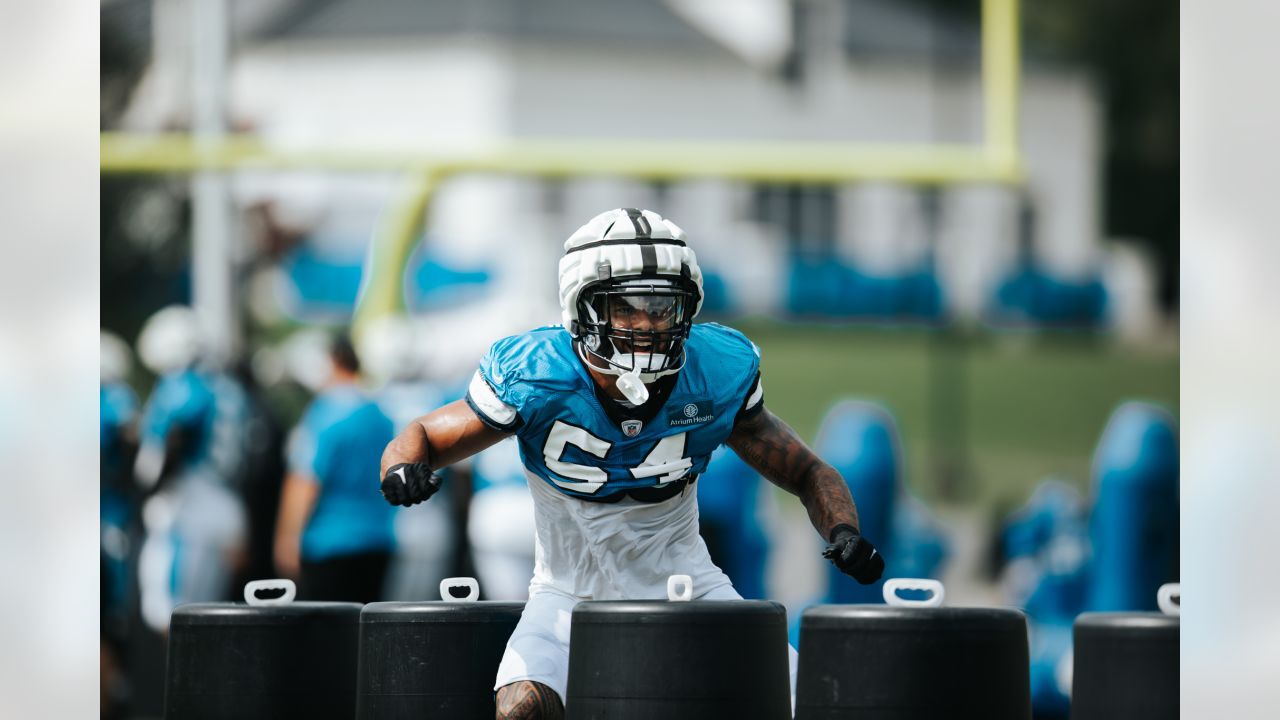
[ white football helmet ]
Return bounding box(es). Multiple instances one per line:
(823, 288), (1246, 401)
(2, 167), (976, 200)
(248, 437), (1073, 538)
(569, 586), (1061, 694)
(557, 209), (703, 401)
(137, 305), (203, 375)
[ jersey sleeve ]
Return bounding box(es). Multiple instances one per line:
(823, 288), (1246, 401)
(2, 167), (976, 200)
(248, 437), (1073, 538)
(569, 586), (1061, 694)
(465, 370), (522, 432)
(465, 336), (528, 433)
(734, 370), (765, 427)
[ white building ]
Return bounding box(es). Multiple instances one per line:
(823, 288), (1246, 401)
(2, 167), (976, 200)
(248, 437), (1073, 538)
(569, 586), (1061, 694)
(118, 0), (1153, 332)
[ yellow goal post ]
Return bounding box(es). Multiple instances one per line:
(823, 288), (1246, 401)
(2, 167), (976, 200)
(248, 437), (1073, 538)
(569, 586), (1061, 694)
(100, 0), (1022, 339)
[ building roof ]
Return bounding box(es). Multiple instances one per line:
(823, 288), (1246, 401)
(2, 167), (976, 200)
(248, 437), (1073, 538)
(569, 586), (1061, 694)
(254, 0), (984, 63)
(842, 0), (981, 64)
(255, 0), (714, 49)
(105, 0), (988, 66)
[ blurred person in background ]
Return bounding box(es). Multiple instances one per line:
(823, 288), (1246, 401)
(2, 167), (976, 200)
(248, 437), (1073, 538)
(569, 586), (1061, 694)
(100, 331), (139, 719)
(101, 331), (139, 625)
(377, 208), (885, 718)
(274, 333), (397, 603)
(360, 315), (466, 600)
(133, 305), (249, 633)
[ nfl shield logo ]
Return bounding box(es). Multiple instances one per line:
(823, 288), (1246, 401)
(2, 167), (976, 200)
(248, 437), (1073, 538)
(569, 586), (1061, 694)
(621, 420), (643, 437)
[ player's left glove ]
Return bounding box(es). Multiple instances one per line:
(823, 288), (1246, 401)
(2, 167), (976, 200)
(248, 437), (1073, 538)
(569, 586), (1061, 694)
(823, 524), (885, 585)
(380, 462), (441, 507)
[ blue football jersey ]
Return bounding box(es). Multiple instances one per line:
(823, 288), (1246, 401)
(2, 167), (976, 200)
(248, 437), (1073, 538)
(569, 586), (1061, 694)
(100, 381), (139, 469)
(288, 385), (397, 560)
(139, 368), (251, 484)
(466, 323), (763, 500)
(140, 369), (218, 472)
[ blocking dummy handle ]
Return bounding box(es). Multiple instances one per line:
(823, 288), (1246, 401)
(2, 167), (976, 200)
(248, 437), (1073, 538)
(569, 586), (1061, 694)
(440, 576), (480, 602)
(882, 577), (945, 608)
(244, 578), (297, 606)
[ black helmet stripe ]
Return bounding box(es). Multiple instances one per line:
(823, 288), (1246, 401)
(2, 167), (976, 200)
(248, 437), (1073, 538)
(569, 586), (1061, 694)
(641, 244), (657, 274)
(624, 208), (651, 238)
(564, 237), (685, 253)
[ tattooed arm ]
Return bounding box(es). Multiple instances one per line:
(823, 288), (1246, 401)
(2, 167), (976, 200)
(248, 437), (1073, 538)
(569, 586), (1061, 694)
(378, 399), (509, 507)
(381, 399), (509, 477)
(726, 406), (859, 540)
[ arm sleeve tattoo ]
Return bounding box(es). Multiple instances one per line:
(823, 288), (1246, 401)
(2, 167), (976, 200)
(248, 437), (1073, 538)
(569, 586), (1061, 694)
(727, 406), (860, 540)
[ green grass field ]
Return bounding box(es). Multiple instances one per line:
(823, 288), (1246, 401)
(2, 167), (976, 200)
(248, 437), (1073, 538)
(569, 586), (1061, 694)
(729, 319), (1179, 510)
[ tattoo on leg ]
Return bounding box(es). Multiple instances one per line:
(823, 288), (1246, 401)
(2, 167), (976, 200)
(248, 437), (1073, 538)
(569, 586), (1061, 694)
(496, 680), (564, 720)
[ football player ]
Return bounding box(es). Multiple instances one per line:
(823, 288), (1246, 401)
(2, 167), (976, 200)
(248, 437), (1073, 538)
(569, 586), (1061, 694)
(133, 306), (249, 632)
(380, 208), (884, 719)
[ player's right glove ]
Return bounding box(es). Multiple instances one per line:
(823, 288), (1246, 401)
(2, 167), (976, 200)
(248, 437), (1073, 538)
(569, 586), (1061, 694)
(380, 462), (441, 507)
(822, 524), (885, 585)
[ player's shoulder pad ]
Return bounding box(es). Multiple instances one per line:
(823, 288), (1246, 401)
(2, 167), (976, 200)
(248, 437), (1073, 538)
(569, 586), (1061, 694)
(479, 325), (580, 398)
(690, 322), (762, 364)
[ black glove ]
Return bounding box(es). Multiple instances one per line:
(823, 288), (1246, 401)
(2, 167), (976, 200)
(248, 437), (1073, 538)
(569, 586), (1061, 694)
(823, 524), (885, 585)
(380, 462), (441, 507)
